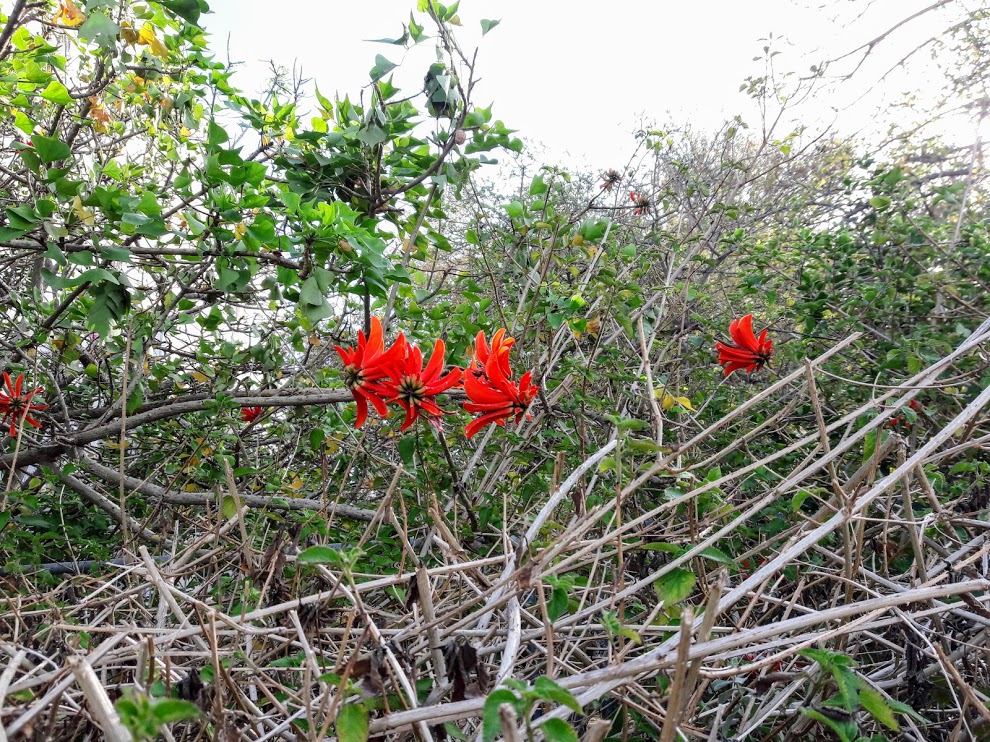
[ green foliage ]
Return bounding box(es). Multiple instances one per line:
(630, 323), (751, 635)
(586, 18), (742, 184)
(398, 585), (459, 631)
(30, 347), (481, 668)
(482, 677), (581, 742)
(335, 703), (369, 742)
(115, 691), (200, 741)
(799, 648), (923, 737)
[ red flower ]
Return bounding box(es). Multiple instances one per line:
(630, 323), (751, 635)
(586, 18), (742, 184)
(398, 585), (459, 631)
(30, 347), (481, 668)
(0, 373), (47, 437)
(240, 406), (263, 424)
(601, 168), (622, 191)
(715, 314), (774, 376)
(629, 191), (651, 216)
(463, 331), (539, 438)
(470, 328), (515, 380)
(384, 339), (462, 431)
(334, 317), (407, 428)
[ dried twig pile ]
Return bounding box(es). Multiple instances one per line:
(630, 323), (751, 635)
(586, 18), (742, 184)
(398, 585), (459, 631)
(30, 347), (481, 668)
(4, 322), (990, 741)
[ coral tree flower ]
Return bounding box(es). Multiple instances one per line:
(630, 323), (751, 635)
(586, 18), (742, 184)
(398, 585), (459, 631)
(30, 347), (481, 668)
(385, 339), (462, 431)
(601, 168), (622, 191)
(629, 191), (651, 216)
(240, 406), (263, 424)
(334, 317), (407, 428)
(716, 314), (774, 376)
(0, 373), (47, 437)
(471, 328), (515, 380)
(463, 330), (539, 438)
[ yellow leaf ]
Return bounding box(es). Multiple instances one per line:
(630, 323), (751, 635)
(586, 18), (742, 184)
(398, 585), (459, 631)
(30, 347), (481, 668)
(289, 476), (304, 491)
(233, 222), (247, 241)
(107, 439), (129, 450)
(53, 0), (85, 27)
(179, 126), (191, 137)
(138, 23), (169, 59)
(191, 371), (209, 383)
(72, 195), (95, 226)
(571, 234), (584, 246)
(120, 22), (140, 45)
(656, 387), (695, 412)
(88, 97), (112, 133)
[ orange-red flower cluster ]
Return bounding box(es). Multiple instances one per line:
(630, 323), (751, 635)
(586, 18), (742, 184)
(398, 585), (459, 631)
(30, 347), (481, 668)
(386, 339), (462, 431)
(716, 314), (774, 376)
(0, 373), (47, 437)
(240, 406), (263, 424)
(335, 319), (538, 436)
(463, 329), (539, 438)
(335, 317), (408, 428)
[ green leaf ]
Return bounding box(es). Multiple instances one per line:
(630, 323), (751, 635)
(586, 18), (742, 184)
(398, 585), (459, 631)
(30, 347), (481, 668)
(156, 0), (205, 25)
(547, 585), (568, 621)
(41, 81), (72, 106)
(885, 698), (924, 721)
(801, 709), (858, 742)
(370, 54), (397, 82)
(859, 688), (899, 731)
(6, 206), (37, 230)
(314, 85), (334, 112)
(32, 136), (71, 164)
(869, 196), (891, 210)
(831, 666), (861, 711)
(791, 489), (812, 512)
(529, 174), (548, 196)
(398, 436), (416, 467)
(87, 281), (131, 338)
(336, 703), (368, 742)
(533, 677), (581, 713)
(356, 124), (388, 148)
(480, 18), (500, 35)
(300, 275), (327, 305)
(698, 547), (736, 566)
(653, 568), (695, 606)
(208, 120), (229, 147)
(0, 226), (29, 241)
(541, 718), (578, 742)
(221, 495), (236, 519)
(482, 690), (519, 742)
(13, 111), (34, 136)
(78, 12), (120, 51)
(150, 699), (201, 724)
(126, 382), (144, 416)
(41, 267), (117, 290)
(297, 545), (342, 565)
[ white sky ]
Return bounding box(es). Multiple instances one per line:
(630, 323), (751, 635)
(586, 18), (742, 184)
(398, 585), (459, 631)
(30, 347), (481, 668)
(204, 1), (977, 169)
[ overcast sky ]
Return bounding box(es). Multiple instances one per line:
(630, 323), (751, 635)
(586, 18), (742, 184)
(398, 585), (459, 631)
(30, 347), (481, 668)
(204, 1), (975, 170)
